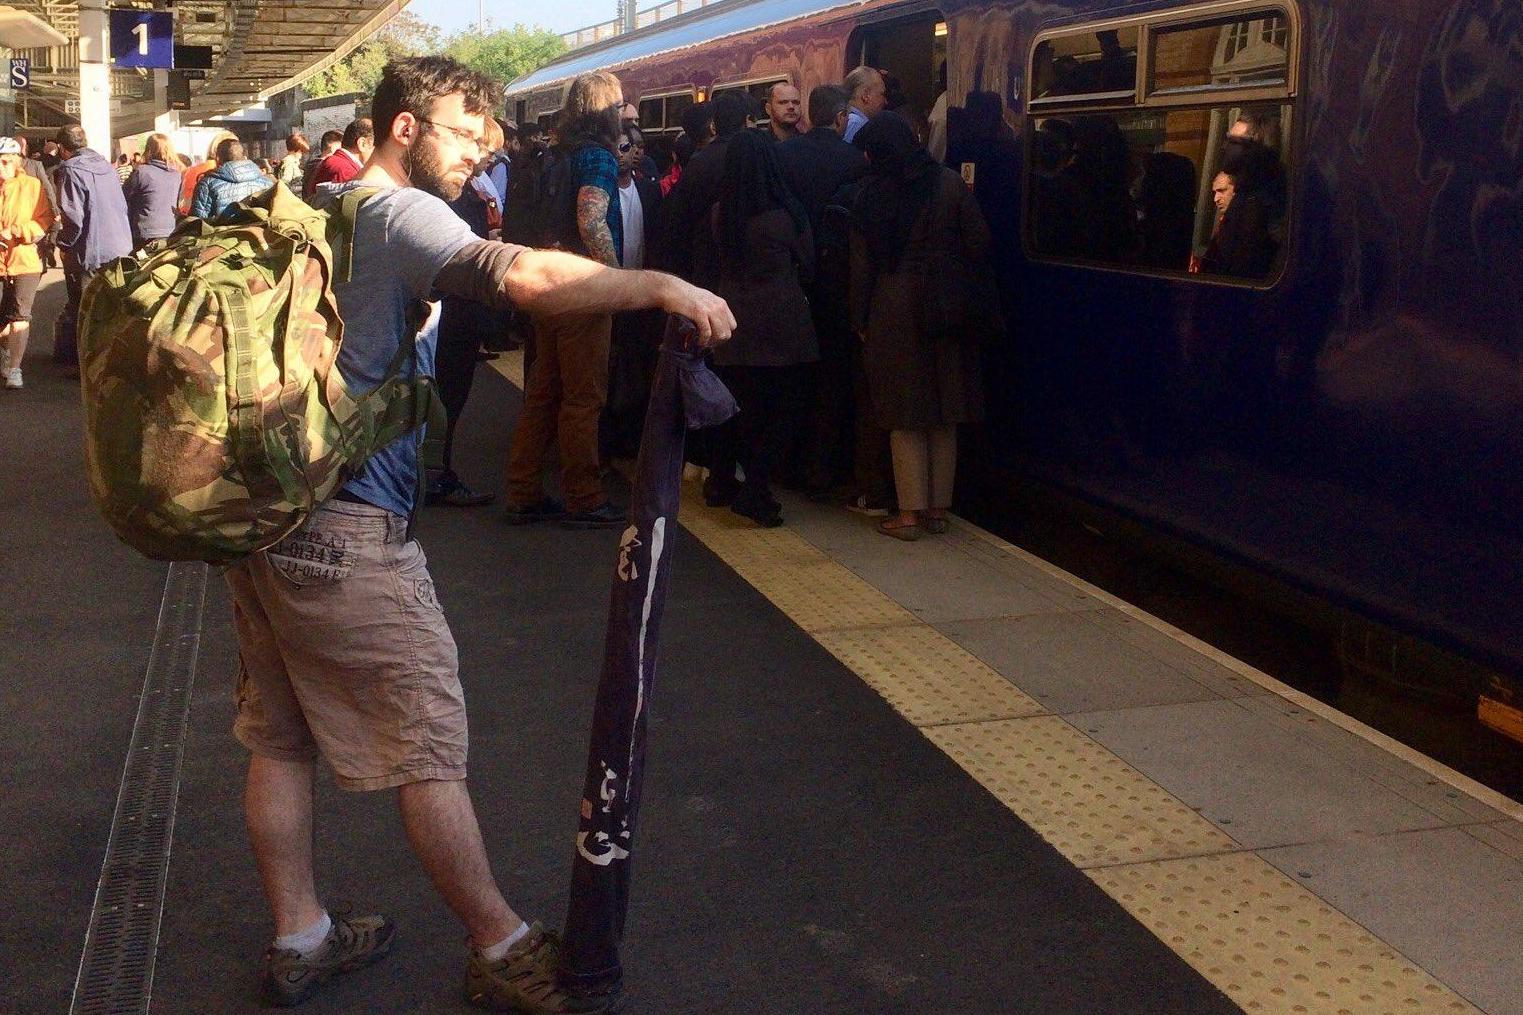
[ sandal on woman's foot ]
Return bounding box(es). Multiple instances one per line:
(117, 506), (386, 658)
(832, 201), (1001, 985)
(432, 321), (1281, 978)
(921, 514), (949, 535)
(877, 517), (923, 541)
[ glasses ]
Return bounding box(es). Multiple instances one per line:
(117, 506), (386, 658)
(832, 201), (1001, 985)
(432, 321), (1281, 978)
(418, 117), (485, 152)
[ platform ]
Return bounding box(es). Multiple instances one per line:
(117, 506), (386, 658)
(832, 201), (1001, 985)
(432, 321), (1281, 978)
(3, 274), (1521, 1014)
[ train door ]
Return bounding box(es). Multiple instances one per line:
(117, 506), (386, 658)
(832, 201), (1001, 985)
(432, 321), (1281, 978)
(846, 7), (948, 125)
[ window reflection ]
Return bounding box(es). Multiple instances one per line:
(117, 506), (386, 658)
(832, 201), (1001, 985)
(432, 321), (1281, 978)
(1033, 27), (1140, 98)
(1152, 13), (1290, 94)
(1029, 104), (1289, 280)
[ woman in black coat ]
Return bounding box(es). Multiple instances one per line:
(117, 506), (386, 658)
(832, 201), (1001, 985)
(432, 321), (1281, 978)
(702, 130), (818, 527)
(849, 111), (993, 541)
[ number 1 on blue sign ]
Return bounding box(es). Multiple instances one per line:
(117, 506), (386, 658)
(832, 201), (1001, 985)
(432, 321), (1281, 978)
(132, 21), (148, 56)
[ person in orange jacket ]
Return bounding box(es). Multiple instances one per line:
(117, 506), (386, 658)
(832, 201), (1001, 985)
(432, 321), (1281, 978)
(0, 137), (54, 389)
(177, 129), (238, 216)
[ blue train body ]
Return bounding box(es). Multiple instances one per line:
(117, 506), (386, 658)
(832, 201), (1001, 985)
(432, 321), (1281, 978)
(510, 0), (1523, 695)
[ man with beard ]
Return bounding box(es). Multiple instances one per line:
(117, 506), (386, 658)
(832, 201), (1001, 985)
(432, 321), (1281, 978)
(234, 56), (733, 1013)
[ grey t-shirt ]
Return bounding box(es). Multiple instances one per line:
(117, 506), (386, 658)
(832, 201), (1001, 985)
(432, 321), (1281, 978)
(315, 182), (476, 516)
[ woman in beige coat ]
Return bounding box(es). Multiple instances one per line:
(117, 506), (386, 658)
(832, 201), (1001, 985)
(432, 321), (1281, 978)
(849, 111), (994, 540)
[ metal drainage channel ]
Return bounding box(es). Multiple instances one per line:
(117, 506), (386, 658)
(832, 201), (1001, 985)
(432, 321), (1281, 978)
(70, 562), (209, 1015)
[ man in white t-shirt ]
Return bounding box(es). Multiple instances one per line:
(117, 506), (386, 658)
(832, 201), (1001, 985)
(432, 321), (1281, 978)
(615, 127), (645, 269)
(603, 124), (667, 458)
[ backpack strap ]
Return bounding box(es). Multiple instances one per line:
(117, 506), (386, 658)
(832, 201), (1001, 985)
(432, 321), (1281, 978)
(325, 185), (383, 286)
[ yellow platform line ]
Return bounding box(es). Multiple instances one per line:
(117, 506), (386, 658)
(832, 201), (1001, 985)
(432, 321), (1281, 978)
(674, 489), (1482, 1015)
(486, 359), (1482, 1013)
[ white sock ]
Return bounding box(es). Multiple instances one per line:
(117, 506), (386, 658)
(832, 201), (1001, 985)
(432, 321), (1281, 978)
(480, 920), (531, 962)
(274, 911), (331, 957)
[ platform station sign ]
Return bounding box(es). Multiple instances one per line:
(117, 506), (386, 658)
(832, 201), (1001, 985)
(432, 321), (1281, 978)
(108, 9), (174, 69)
(9, 58), (30, 89)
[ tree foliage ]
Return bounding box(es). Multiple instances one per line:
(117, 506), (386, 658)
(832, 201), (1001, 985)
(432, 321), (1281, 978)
(443, 24), (568, 87)
(304, 12), (442, 98)
(302, 15), (565, 100)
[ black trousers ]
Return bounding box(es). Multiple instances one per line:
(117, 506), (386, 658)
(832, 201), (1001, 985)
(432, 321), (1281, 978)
(710, 363), (813, 500)
(54, 267), (90, 366)
(434, 307), (485, 476)
(800, 296), (856, 493)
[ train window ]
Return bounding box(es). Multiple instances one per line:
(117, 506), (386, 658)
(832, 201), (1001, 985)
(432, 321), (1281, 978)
(1149, 11), (1290, 97)
(1032, 27), (1140, 102)
(1029, 104), (1289, 280)
(712, 78), (788, 125)
(638, 96), (666, 130)
(1024, 3), (1296, 285)
(665, 92), (694, 128)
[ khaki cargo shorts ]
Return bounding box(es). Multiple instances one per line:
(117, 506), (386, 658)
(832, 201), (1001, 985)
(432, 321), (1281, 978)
(226, 500), (467, 790)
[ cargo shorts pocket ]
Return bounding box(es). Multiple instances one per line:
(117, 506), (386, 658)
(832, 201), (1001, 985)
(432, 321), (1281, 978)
(266, 526), (356, 588)
(397, 545), (442, 613)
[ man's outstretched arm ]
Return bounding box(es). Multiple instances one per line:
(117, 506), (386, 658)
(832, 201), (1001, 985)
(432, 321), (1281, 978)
(436, 241), (736, 346)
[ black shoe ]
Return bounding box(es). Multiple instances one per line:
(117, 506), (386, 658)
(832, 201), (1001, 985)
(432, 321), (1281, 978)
(559, 502), (627, 530)
(503, 497), (566, 525)
(731, 491), (783, 528)
(702, 476), (739, 507)
(427, 474), (496, 507)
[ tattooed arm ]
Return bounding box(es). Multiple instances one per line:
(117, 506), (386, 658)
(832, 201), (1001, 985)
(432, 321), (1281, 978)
(577, 185), (619, 267)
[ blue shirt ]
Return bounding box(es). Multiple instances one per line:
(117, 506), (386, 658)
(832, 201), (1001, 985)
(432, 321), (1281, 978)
(316, 183), (477, 516)
(486, 156), (510, 208)
(844, 107), (869, 144)
(571, 144), (622, 264)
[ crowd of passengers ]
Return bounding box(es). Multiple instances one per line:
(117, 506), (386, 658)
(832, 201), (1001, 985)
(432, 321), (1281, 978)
(488, 67), (1004, 540)
(1, 62), (1281, 541)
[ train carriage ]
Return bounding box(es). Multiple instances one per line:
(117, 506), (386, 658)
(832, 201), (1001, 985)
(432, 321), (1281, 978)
(508, 0), (1523, 737)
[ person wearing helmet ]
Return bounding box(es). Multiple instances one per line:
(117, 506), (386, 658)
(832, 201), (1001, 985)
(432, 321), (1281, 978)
(0, 137), (54, 389)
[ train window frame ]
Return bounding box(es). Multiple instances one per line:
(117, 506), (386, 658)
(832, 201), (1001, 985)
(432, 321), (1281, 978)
(1028, 24), (1143, 111)
(636, 86), (698, 136)
(711, 75), (792, 128)
(1021, 0), (1300, 290)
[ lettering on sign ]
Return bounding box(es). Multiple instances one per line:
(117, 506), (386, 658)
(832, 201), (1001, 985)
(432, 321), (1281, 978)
(9, 58), (30, 90)
(108, 9), (175, 69)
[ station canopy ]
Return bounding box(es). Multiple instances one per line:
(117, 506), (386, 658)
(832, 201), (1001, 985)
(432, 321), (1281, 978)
(2, 0), (407, 135)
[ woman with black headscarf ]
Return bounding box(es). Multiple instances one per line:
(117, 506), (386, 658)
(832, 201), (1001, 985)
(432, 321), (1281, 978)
(849, 110), (993, 541)
(701, 129), (818, 527)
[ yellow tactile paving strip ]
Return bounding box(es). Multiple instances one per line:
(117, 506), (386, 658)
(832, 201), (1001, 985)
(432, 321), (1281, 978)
(671, 486), (1484, 1015)
(927, 716), (1236, 867)
(814, 625), (1044, 726)
(487, 364), (1483, 1013)
(1095, 855), (1475, 1014)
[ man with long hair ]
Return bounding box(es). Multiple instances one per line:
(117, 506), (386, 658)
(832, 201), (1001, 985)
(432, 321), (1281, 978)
(503, 70), (629, 529)
(228, 56), (731, 1011)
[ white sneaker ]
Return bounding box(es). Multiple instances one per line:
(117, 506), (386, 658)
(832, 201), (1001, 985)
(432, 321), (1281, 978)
(4, 367), (22, 389)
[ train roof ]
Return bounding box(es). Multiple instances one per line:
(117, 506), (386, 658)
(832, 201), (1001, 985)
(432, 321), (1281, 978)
(507, 0), (869, 94)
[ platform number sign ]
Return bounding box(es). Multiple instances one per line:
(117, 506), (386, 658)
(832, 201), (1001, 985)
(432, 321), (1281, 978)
(109, 9), (175, 69)
(8, 58), (29, 89)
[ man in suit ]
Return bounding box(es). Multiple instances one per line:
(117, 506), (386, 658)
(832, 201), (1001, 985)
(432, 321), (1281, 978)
(779, 86), (874, 503)
(659, 89), (750, 282)
(778, 85), (866, 238)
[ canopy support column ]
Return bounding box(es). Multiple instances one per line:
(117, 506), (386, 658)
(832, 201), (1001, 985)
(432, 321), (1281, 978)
(76, 1), (112, 153)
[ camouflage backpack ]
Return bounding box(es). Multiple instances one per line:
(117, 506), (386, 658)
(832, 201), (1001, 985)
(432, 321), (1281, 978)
(79, 181), (444, 564)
